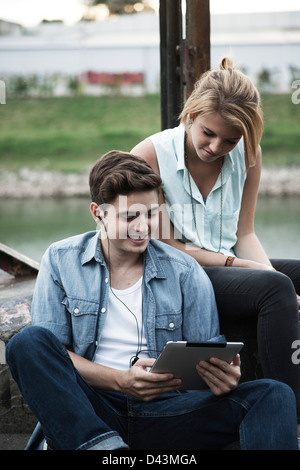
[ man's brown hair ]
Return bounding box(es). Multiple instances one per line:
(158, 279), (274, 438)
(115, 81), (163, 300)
(89, 150), (163, 205)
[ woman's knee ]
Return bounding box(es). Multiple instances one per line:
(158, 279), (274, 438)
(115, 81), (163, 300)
(261, 270), (297, 308)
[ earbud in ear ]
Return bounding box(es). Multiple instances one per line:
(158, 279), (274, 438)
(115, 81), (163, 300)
(97, 215), (106, 230)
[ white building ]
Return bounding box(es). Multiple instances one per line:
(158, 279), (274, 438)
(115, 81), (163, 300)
(0, 10), (299, 95)
(0, 19), (22, 36)
(211, 11), (300, 92)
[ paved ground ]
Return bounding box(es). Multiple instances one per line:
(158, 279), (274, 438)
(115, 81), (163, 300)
(0, 433), (30, 450)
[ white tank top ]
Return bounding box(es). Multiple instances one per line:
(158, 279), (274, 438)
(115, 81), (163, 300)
(93, 277), (148, 370)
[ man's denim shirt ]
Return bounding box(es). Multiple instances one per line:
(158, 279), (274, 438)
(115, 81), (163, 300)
(31, 231), (224, 361)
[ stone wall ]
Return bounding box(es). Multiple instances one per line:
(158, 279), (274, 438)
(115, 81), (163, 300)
(0, 272), (37, 433)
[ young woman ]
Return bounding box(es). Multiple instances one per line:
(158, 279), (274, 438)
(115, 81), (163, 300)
(132, 57), (300, 434)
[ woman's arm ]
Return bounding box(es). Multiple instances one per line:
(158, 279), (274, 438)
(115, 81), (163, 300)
(132, 141), (273, 270)
(234, 146), (273, 268)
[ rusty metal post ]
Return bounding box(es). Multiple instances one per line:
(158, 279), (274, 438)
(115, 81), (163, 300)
(159, 0), (183, 129)
(159, 0), (211, 129)
(185, 0), (210, 98)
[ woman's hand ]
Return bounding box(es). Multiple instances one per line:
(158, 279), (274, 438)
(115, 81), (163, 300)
(118, 358), (182, 402)
(232, 258), (275, 271)
(196, 354), (241, 396)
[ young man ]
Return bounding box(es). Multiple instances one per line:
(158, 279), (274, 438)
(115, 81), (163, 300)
(6, 151), (298, 450)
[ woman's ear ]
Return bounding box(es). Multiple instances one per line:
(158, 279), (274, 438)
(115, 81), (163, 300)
(187, 113), (195, 127)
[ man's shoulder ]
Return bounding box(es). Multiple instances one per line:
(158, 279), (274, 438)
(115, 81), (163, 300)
(47, 231), (97, 254)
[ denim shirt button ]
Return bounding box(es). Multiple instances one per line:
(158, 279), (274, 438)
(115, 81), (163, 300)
(105, 278), (109, 283)
(74, 308), (79, 314)
(101, 307), (106, 313)
(169, 322), (175, 329)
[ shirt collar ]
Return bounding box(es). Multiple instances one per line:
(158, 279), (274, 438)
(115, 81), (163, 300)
(81, 231), (105, 265)
(81, 231), (166, 281)
(143, 241), (167, 281)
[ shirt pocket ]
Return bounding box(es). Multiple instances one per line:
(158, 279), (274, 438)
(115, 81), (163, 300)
(62, 297), (99, 345)
(155, 312), (182, 331)
(155, 312), (183, 347)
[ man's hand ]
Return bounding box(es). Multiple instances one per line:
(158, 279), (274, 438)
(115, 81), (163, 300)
(196, 354), (241, 396)
(118, 358), (182, 402)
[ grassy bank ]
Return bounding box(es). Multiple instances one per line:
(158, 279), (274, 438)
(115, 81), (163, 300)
(261, 94), (300, 166)
(0, 94), (161, 173)
(0, 93), (299, 173)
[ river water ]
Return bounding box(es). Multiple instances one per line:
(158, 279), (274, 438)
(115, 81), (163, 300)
(0, 196), (299, 262)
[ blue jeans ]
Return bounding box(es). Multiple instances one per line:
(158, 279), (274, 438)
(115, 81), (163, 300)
(6, 326), (298, 450)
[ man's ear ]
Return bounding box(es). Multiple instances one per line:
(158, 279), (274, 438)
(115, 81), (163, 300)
(90, 202), (103, 224)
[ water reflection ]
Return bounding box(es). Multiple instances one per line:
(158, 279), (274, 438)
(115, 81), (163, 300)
(255, 196), (300, 259)
(0, 198), (95, 261)
(0, 196), (299, 262)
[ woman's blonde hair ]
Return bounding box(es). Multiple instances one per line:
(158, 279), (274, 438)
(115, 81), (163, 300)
(180, 57), (263, 170)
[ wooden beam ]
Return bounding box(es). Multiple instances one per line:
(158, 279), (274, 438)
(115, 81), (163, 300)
(0, 243), (39, 278)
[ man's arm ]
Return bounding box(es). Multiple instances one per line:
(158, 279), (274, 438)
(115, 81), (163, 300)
(67, 350), (181, 402)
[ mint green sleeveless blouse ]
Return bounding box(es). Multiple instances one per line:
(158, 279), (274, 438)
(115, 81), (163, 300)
(148, 124), (247, 256)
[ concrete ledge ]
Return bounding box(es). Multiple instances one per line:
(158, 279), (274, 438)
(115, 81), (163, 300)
(0, 271), (37, 434)
(0, 274), (35, 349)
(0, 433), (31, 450)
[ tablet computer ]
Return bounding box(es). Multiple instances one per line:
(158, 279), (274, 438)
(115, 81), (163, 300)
(150, 341), (244, 390)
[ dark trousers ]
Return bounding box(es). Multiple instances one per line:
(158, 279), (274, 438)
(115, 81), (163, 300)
(204, 259), (300, 421)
